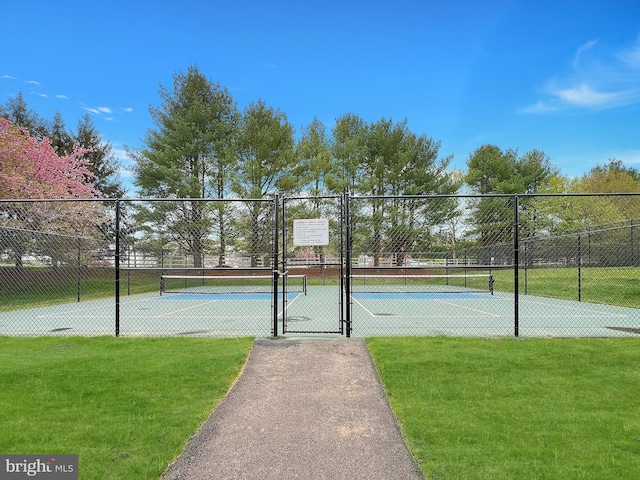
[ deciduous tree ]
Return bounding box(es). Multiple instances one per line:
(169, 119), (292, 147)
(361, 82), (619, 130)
(0, 118), (104, 266)
(0, 118), (100, 201)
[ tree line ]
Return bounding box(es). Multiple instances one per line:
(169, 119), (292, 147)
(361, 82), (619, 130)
(3, 65), (640, 267)
(3, 65), (640, 203)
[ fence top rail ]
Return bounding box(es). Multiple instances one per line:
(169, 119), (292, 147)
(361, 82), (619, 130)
(0, 225), (98, 241)
(348, 192), (640, 200)
(118, 197), (275, 203)
(522, 223), (640, 241)
(282, 195), (342, 201)
(4, 193), (640, 204)
(350, 265), (513, 271)
(121, 266), (274, 271)
(0, 197), (276, 203)
(1, 198), (105, 203)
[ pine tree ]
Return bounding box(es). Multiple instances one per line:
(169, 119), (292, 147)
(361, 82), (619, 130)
(0, 91), (48, 140)
(130, 65), (238, 267)
(49, 111), (74, 156)
(74, 114), (125, 198)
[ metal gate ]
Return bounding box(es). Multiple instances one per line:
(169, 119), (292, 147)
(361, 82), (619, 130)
(278, 195), (349, 336)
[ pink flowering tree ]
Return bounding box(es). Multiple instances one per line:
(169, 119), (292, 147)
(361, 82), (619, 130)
(0, 117), (101, 199)
(0, 117), (106, 266)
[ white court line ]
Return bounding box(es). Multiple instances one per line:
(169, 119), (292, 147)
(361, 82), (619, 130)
(37, 305), (111, 318)
(155, 290), (298, 318)
(518, 297), (628, 317)
(155, 290), (303, 319)
(36, 295), (163, 319)
(132, 315), (269, 320)
(35, 292), (275, 320)
(352, 296), (501, 318)
(433, 299), (501, 317)
(278, 292), (303, 318)
(155, 299), (220, 318)
(352, 297), (377, 317)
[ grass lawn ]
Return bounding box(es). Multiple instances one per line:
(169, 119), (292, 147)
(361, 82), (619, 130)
(0, 336), (253, 479)
(367, 336), (640, 480)
(492, 266), (640, 308)
(0, 268), (160, 312)
(3, 336), (639, 479)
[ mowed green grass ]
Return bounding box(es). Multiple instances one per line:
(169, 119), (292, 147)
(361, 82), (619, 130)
(3, 336), (639, 479)
(493, 266), (640, 308)
(0, 336), (253, 479)
(0, 268), (159, 312)
(367, 336), (640, 480)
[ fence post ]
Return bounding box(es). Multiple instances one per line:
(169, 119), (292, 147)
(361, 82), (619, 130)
(632, 221), (636, 266)
(513, 196), (519, 337)
(344, 193), (352, 338)
(578, 234), (582, 302)
(76, 237), (81, 302)
(272, 194), (279, 337)
(115, 199), (121, 337)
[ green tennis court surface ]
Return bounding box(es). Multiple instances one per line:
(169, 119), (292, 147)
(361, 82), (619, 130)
(1, 285), (638, 337)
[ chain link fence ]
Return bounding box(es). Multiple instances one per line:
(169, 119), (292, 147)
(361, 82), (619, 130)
(2, 194), (640, 337)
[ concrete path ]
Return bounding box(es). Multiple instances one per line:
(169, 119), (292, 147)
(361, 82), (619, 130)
(162, 338), (423, 479)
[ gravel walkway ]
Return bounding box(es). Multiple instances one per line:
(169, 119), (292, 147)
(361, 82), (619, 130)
(162, 338), (423, 479)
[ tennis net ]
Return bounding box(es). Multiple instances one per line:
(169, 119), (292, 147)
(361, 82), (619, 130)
(350, 273), (494, 295)
(159, 273), (307, 296)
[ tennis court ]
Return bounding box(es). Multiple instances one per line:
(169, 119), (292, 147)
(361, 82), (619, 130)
(3, 195), (640, 338)
(1, 280), (638, 337)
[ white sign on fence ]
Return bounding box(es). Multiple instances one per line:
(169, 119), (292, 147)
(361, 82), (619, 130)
(293, 219), (329, 246)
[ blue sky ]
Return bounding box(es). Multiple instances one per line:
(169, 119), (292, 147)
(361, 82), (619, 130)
(2, 0), (640, 194)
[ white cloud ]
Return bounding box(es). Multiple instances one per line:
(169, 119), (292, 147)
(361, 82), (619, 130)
(551, 83), (640, 108)
(82, 106), (116, 117)
(573, 39), (598, 69)
(519, 100), (560, 114)
(56, 94), (69, 100)
(82, 106), (101, 115)
(618, 35), (640, 68)
(113, 147), (134, 166)
(522, 36), (640, 113)
(26, 80), (43, 86)
(613, 148), (640, 166)
(123, 107), (134, 113)
(112, 146), (136, 195)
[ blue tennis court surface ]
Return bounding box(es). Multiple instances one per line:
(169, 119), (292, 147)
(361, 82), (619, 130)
(1, 286), (638, 337)
(158, 292), (301, 301)
(352, 292), (496, 300)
